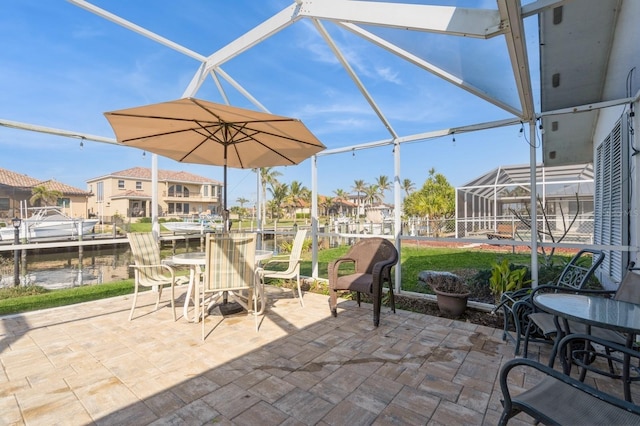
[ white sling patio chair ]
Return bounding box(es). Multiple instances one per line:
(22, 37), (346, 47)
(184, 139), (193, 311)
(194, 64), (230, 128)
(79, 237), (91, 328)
(261, 228), (307, 306)
(127, 232), (187, 321)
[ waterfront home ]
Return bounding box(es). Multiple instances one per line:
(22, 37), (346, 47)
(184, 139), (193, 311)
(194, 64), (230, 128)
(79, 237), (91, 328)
(86, 167), (223, 222)
(0, 168), (92, 219)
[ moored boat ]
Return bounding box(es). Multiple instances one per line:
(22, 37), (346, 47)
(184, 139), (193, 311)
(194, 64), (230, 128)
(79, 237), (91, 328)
(0, 206), (99, 241)
(161, 214), (225, 233)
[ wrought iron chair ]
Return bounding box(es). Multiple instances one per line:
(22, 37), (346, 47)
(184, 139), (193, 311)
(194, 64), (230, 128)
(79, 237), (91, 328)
(328, 237), (398, 327)
(494, 248), (605, 355)
(261, 228), (307, 306)
(127, 232), (188, 321)
(499, 333), (640, 425)
(201, 233), (264, 340)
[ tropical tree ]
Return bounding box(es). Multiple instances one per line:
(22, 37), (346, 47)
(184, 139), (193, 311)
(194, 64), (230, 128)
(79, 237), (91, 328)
(375, 175), (391, 201)
(333, 189), (348, 215)
(401, 178), (415, 196)
(268, 182), (288, 219)
(287, 180), (310, 221)
(30, 185), (62, 207)
(256, 167), (282, 221)
(352, 179), (367, 217)
(235, 196), (249, 209)
(403, 169), (455, 236)
(364, 184), (382, 206)
(320, 196), (335, 217)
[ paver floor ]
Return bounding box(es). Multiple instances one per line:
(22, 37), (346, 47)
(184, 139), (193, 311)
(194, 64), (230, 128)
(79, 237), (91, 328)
(0, 285), (635, 425)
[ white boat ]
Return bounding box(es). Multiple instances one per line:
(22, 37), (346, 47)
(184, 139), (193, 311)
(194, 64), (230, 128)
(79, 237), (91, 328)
(0, 206), (99, 241)
(162, 214), (225, 234)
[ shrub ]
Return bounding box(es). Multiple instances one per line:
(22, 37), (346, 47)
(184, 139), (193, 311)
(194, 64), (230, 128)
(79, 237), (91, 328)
(489, 259), (531, 301)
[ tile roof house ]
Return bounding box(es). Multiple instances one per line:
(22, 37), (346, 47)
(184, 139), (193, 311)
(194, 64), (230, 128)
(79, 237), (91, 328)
(0, 168), (93, 219)
(86, 167), (223, 220)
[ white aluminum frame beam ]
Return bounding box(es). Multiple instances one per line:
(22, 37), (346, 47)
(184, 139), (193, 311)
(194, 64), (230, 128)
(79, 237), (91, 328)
(297, 0), (505, 38)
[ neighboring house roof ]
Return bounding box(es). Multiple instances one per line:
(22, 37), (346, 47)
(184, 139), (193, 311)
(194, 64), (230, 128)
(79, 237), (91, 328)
(38, 179), (92, 196)
(0, 168), (41, 189)
(0, 168), (91, 196)
(87, 167), (222, 185)
(317, 195), (356, 207)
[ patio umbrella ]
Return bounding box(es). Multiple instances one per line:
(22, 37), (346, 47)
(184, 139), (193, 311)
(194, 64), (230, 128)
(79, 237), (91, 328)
(103, 97), (325, 223)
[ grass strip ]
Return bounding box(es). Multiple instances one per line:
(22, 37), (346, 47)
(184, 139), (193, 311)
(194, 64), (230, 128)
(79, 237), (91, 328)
(0, 280), (135, 316)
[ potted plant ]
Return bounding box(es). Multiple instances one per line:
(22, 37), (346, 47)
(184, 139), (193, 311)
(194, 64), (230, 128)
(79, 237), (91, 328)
(426, 271), (471, 317)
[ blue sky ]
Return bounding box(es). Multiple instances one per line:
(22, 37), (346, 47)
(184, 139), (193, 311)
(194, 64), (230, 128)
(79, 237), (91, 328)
(0, 0), (541, 205)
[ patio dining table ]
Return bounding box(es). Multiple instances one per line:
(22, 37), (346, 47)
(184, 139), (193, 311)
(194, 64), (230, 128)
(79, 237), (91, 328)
(172, 250), (273, 322)
(534, 292), (640, 402)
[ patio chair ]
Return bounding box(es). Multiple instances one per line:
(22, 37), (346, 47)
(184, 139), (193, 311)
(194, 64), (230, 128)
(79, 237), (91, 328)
(261, 228), (307, 306)
(494, 248), (604, 355)
(328, 237), (398, 327)
(201, 233), (264, 340)
(127, 232), (188, 321)
(498, 333), (640, 425)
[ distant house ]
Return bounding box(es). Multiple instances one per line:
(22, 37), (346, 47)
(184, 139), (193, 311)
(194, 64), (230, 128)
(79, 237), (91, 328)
(86, 167), (223, 220)
(0, 168), (92, 219)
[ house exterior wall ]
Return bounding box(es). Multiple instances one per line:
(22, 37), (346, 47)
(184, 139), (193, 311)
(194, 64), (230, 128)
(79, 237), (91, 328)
(86, 172), (222, 220)
(593, 0), (640, 282)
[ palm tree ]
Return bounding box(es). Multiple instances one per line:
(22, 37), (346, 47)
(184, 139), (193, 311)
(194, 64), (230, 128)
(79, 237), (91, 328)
(320, 196), (335, 217)
(402, 178), (415, 196)
(287, 180), (309, 222)
(268, 182), (288, 219)
(30, 185), (62, 207)
(364, 184), (382, 206)
(235, 196), (249, 220)
(236, 196), (249, 208)
(352, 179), (367, 217)
(333, 189), (348, 215)
(375, 175), (391, 202)
(256, 167), (282, 222)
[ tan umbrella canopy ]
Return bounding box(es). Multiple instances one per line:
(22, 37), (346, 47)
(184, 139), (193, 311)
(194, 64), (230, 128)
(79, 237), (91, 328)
(104, 97), (326, 214)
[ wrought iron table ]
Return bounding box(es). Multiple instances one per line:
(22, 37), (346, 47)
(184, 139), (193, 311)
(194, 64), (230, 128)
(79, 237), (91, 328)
(534, 292), (640, 402)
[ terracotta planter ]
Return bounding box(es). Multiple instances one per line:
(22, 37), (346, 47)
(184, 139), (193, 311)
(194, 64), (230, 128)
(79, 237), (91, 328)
(433, 288), (470, 317)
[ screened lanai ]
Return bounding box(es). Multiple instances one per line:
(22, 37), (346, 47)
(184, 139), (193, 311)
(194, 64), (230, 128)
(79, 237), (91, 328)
(455, 163), (595, 243)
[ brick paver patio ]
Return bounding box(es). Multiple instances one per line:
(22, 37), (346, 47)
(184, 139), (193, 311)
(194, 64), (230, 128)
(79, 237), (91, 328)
(0, 285), (633, 425)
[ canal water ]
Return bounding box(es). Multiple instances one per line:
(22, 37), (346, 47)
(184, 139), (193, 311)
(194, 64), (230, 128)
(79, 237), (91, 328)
(0, 237), (281, 290)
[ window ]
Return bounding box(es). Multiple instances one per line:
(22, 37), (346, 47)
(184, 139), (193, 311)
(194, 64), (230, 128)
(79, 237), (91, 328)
(136, 181), (142, 190)
(203, 185), (209, 197)
(96, 182), (104, 202)
(594, 116), (629, 285)
(57, 198), (70, 207)
(168, 184), (189, 197)
(0, 198), (9, 210)
(118, 180), (125, 189)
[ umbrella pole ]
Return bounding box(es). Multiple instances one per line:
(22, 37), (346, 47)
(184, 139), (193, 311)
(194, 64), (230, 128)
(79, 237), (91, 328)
(223, 145), (229, 233)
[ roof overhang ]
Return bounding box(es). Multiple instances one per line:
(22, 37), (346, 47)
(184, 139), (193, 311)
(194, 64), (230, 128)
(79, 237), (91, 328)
(539, 0), (622, 166)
